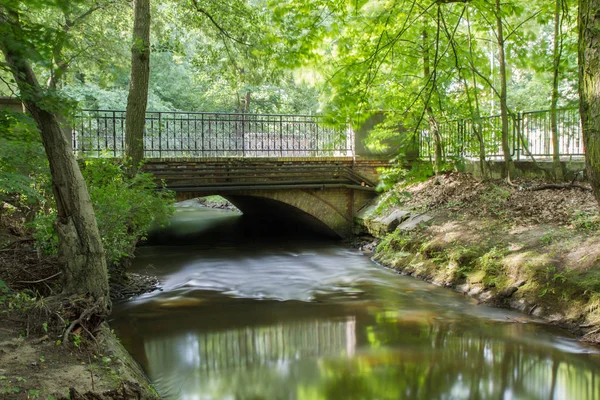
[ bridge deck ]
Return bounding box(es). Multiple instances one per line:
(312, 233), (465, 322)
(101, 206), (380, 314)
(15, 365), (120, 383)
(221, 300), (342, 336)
(144, 157), (387, 192)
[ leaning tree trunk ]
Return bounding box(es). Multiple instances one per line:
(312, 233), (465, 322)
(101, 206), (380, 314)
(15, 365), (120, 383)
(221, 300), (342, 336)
(579, 0), (600, 205)
(551, 0), (565, 182)
(0, 28), (110, 309)
(496, 0), (515, 179)
(125, 0), (151, 177)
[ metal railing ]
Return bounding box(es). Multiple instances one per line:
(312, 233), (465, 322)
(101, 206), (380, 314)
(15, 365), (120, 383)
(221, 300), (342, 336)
(419, 108), (584, 161)
(72, 110), (353, 158)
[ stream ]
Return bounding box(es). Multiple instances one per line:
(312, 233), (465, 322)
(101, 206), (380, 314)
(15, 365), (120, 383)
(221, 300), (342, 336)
(110, 202), (600, 399)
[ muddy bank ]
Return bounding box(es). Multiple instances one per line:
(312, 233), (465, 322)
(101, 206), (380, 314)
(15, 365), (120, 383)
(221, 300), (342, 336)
(357, 173), (600, 342)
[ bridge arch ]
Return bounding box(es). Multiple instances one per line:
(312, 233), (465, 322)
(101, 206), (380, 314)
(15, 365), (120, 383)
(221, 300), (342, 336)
(175, 188), (375, 238)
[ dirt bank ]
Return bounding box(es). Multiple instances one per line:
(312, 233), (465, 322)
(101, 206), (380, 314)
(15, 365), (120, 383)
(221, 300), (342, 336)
(357, 172), (600, 342)
(0, 219), (159, 399)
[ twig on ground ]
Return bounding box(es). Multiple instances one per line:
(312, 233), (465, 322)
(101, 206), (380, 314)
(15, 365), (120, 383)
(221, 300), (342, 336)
(17, 271), (62, 284)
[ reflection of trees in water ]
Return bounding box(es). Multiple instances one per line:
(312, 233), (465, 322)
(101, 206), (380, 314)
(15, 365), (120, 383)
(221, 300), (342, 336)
(142, 317), (357, 398)
(139, 314), (600, 399)
(316, 318), (600, 400)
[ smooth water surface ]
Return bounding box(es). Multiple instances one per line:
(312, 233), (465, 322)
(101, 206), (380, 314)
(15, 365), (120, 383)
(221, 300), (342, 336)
(111, 203), (600, 400)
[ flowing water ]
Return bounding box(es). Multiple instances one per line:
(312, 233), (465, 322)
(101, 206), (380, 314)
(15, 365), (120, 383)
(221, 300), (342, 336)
(111, 202), (600, 400)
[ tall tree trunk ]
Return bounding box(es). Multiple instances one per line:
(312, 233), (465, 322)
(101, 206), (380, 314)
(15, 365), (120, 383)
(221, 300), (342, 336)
(125, 0), (151, 177)
(579, 0), (600, 205)
(465, 7), (490, 180)
(551, 0), (565, 181)
(0, 15), (110, 309)
(423, 26), (443, 175)
(496, 0), (515, 179)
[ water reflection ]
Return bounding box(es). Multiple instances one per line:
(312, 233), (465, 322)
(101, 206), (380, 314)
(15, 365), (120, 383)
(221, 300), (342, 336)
(111, 205), (600, 399)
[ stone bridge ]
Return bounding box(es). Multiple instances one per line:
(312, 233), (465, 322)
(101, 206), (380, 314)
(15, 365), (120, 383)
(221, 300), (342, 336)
(143, 157), (388, 237)
(68, 109), (397, 237)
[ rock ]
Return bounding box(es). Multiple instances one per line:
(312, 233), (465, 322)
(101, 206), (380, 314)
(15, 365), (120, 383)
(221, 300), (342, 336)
(468, 285), (484, 296)
(457, 283), (470, 293)
(498, 285), (519, 299)
(397, 214), (433, 231)
(368, 209), (412, 236)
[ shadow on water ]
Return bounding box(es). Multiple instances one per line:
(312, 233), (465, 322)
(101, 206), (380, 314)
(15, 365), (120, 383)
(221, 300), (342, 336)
(111, 203), (600, 400)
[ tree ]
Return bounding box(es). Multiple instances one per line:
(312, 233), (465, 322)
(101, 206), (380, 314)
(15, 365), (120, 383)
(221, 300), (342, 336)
(579, 0), (600, 204)
(0, 2), (110, 310)
(125, 0), (150, 176)
(550, 0), (565, 181)
(494, 0), (516, 178)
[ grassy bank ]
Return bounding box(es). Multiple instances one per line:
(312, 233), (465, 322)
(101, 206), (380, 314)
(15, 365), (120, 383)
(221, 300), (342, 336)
(360, 173), (600, 341)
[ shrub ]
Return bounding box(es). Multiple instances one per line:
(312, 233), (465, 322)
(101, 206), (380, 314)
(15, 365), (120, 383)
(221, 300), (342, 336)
(31, 159), (174, 277)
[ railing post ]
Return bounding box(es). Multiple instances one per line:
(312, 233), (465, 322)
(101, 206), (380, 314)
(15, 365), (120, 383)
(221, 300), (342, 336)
(242, 113), (246, 157)
(112, 111), (117, 157)
(515, 111), (522, 161)
(280, 115), (283, 157)
(201, 113), (205, 157)
(158, 112), (162, 159)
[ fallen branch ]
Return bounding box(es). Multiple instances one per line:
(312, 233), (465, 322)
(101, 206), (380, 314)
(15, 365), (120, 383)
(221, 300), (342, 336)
(0, 238), (35, 250)
(17, 271), (62, 284)
(583, 326), (600, 337)
(527, 183), (592, 192)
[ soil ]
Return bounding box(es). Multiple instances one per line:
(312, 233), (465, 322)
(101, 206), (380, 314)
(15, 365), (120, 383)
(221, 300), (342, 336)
(0, 318), (158, 399)
(364, 172), (600, 343)
(0, 213), (159, 399)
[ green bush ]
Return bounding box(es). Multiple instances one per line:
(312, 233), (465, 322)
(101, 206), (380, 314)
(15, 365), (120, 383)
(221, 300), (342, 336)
(31, 159), (174, 276)
(0, 111), (50, 209)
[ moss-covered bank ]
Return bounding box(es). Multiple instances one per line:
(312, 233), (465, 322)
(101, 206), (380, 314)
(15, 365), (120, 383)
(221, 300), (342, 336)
(358, 173), (600, 342)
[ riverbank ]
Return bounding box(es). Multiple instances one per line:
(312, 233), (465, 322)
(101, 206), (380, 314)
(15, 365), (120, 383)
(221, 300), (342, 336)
(357, 172), (600, 342)
(0, 225), (159, 399)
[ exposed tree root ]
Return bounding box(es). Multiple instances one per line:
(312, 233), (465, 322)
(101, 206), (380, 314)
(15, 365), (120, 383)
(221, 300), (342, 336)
(62, 297), (105, 346)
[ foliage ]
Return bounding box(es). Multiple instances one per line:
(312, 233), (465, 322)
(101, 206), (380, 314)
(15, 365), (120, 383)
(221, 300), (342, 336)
(376, 162), (434, 192)
(31, 159), (174, 274)
(0, 111), (50, 209)
(570, 210), (600, 232)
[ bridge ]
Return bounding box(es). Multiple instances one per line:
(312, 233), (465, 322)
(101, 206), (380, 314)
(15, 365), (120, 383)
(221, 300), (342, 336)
(72, 110), (392, 237)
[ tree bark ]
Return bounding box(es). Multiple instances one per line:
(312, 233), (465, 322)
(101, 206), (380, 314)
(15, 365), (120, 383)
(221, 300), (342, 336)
(125, 0), (151, 177)
(496, 0), (515, 179)
(579, 0), (600, 205)
(0, 14), (110, 309)
(423, 26), (443, 175)
(551, 0), (565, 181)
(465, 7), (490, 180)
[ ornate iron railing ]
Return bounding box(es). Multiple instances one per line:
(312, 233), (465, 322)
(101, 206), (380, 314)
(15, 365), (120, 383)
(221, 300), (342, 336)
(419, 108), (583, 161)
(72, 110), (353, 158)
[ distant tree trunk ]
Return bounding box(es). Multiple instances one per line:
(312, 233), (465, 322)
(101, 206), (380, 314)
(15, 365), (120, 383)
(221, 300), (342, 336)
(244, 91), (251, 113)
(125, 0), (151, 177)
(422, 27), (443, 175)
(0, 16), (110, 309)
(496, 0), (515, 179)
(579, 0), (600, 205)
(551, 0), (565, 181)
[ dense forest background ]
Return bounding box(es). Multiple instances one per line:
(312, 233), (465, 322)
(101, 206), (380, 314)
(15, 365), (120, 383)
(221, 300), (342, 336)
(0, 0), (579, 118)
